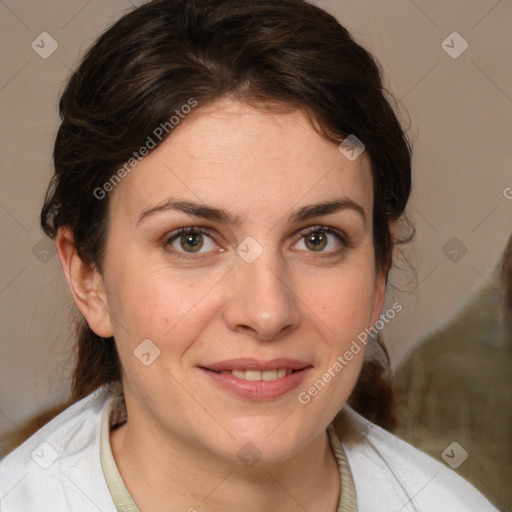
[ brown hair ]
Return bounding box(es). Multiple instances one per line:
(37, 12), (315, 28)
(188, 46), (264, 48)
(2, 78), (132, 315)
(501, 234), (512, 341)
(6, 0), (415, 453)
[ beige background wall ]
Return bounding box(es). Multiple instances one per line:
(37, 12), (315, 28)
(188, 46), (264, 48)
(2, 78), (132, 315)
(1, 0), (511, 435)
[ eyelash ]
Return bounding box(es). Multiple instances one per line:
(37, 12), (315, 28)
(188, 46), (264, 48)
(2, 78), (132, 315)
(164, 225), (350, 260)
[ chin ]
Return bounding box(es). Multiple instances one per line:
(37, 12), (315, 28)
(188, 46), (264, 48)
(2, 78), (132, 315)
(219, 417), (317, 466)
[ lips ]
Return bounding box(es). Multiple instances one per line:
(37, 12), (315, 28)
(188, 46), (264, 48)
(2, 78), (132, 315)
(198, 358), (313, 399)
(201, 357), (311, 372)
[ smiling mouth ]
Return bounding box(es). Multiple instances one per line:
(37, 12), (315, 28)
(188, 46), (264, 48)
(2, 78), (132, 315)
(203, 368), (302, 381)
(199, 361), (312, 400)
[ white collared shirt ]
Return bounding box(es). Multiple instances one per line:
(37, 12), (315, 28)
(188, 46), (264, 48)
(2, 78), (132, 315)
(0, 384), (500, 511)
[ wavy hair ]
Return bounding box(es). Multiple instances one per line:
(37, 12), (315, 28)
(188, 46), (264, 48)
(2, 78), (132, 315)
(5, 0), (415, 454)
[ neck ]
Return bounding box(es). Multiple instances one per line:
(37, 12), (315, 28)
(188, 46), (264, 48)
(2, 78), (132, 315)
(110, 412), (341, 512)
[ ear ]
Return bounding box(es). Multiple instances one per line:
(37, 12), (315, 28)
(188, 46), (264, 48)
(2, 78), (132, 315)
(56, 227), (113, 338)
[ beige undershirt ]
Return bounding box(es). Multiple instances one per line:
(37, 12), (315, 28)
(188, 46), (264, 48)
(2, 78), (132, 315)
(100, 396), (358, 512)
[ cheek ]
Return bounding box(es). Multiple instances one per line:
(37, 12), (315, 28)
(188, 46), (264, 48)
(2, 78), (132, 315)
(106, 261), (224, 347)
(295, 276), (373, 428)
(300, 265), (377, 339)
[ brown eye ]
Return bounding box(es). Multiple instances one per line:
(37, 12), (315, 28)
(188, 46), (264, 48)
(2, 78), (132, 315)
(305, 231), (328, 251)
(166, 227), (217, 255)
(180, 232), (204, 252)
(294, 226), (347, 255)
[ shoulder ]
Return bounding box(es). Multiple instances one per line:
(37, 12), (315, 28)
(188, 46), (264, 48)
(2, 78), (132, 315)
(335, 406), (500, 512)
(0, 385), (119, 512)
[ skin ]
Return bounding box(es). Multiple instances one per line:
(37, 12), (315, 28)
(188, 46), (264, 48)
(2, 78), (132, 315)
(57, 96), (387, 511)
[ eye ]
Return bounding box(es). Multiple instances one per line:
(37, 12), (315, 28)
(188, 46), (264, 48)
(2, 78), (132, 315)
(164, 225), (349, 259)
(293, 226), (347, 254)
(165, 227), (218, 255)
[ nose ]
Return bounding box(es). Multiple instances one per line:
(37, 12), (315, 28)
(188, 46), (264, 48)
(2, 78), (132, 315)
(222, 248), (300, 341)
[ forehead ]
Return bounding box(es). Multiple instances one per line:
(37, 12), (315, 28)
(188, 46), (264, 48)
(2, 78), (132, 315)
(109, 97), (373, 223)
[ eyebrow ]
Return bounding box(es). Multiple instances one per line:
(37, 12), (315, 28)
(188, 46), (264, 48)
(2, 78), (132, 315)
(136, 197), (367, 227)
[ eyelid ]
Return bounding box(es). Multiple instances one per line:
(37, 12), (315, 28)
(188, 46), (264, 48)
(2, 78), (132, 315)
(298, 225), (349, 244)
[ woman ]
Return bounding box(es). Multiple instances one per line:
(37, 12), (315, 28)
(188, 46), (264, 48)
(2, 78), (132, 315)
(0, 0), (499, 510)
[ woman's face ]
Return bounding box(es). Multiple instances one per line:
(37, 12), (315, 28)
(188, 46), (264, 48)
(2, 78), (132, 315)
(96, 97), (386, 463)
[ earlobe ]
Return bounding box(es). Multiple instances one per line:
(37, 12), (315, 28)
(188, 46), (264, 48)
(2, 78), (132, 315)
(55, 227), (113, 338)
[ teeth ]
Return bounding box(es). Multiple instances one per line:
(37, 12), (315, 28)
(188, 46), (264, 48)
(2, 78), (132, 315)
(218, 368), (295, 381)
(245, 370), (262, 381)
(262, 370), (278, 381)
